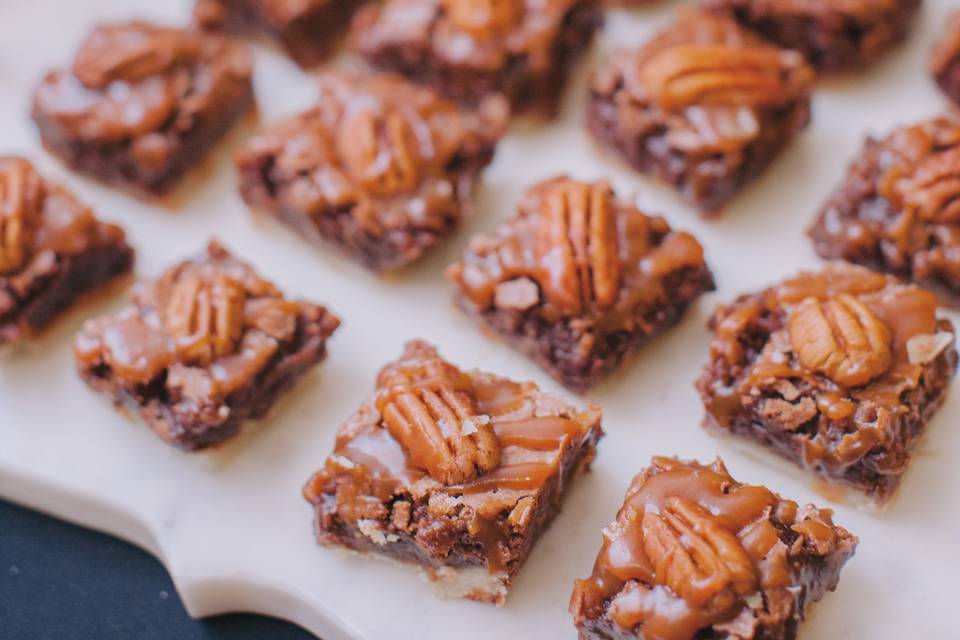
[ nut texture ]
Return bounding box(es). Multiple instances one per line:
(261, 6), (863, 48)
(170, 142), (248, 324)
(536, 180), (621, 314)
(788, 294), (892, 387)
(639, 44), (807, 111)
(72, 23), (201, 88)
(339, 110), (421, 196)
(642, 497), (756, 610)
(162, 268), (247, 366)
(375, 344), (501, 485)
(0, 158), (44, 275)
(882, 145), (960, 224)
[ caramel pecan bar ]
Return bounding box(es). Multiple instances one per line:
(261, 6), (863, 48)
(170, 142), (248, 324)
(809, 116), (960, 307)
(587, 10), (814, 214)
(932, 12), (960, 110)
(75, 241), (339, 450)
(448, 176), (715, 392)
(0, 157), (133, 346)
(571, 457), (857, 640)
(194, 0), (363, 67)
(696, 262), (958, 506)
(303, 340), (603, 605)
(32, 21), (254, 198)
(349, 0), (600, 116)
(236, 70), (506, 272)
(702, 0), (920, 73)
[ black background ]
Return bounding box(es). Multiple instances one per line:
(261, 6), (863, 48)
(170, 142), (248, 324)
(0, 500), (316, 640)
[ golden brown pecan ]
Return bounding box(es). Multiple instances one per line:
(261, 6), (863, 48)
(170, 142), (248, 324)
(788, 294), (892, 387)
(641, 497), (756, 610)
(886, 146), (960, 223)
(338, 109), (421, 196)
(0, 159), (44, 275)
(72, 23), (201, 89)
(162, 268), (246, 365)
(375, 352), (500, 485)
(441, 0), (522, 36)
(536, 180), (621, 314)
(639, 45), (807, 111)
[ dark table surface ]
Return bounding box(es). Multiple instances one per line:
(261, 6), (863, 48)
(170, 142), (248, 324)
(0, 499), (317, 640)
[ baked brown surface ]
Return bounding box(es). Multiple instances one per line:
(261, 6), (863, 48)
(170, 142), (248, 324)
(303, 340), (603, 605)
(74, 241), (339, 450)
(349, 0), (601, 116)
(448, 176), (715, 392)
(193, 0), (363, 67)
(809, 115), (960, 308)
(587, 10), (814, 214)
(696, 262), (958, 504)
(32, 21), (254, 198)
(702, 0), (921, 73)
(236, 70), (506, 272)
(570, 456), (858, 640)
(932, 11), (960, 108)
(0, 157), (134, 346)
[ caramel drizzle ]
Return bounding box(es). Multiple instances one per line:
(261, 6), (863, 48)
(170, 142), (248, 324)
(570, 458), (839, 640)
(450, 177), (707, 327)
(705, 264), (945, 471)
(321, 361), (590, 574)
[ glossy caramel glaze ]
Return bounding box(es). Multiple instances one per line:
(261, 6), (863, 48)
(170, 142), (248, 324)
(74, 241), (339, 398)
(697, 262), (957, 489)
(304, 340), (603, 575)
(235, 70), (506, 264)
(0, 157), (132, 339)
(570, 457), (857, 640)
(33, 21), (252, 145)
(448, 176), (710, 329)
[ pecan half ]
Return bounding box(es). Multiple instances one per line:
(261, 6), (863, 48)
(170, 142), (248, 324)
(162, 268), (246, 365)
(441, 0), (522, 36)
(338, 109), (421, 196)
(640, 45), (806, 111)
(536, 180), (621, 314)
(0, 159), (44, 275)
(375, 350), (500, 485)
(788, 294), (892, 387)
(72, 23), (201, 89)
(642, 497), (756, 611)
(887, 146), (960, 223)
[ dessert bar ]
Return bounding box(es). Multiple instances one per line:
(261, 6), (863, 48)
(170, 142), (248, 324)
(448, 176), (715, 392)
(587, 10), (814, 213)
(236, 70), (505, 272)
(696, 262), (957, 506)
(32, 21), (254, 198)
(571, 456), (858, 639)
(75, 241), (339, 450)
(304, 340), (603, 605)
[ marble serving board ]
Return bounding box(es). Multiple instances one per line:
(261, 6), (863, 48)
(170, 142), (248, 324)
(2, 1), (959, 638)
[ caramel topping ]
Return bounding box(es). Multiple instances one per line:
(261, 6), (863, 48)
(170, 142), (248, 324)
(701, 262), (952, 472)
(374, 344), (501, 485)
(162, 268), (247, 366)
(570, 458), (849, 639)
(449, 176), (708, 324)
(0, 159), (44, 275)
(307, 340), (601, 574)
(72, 22), (201, 89)
(788, 294), (892, 387)
(441, 0), (523, 37)
(536, 180), (620, 314)
(74, 242), (324, 394)
(236, 71), (505, 244)
(639, 44), (807, 111)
